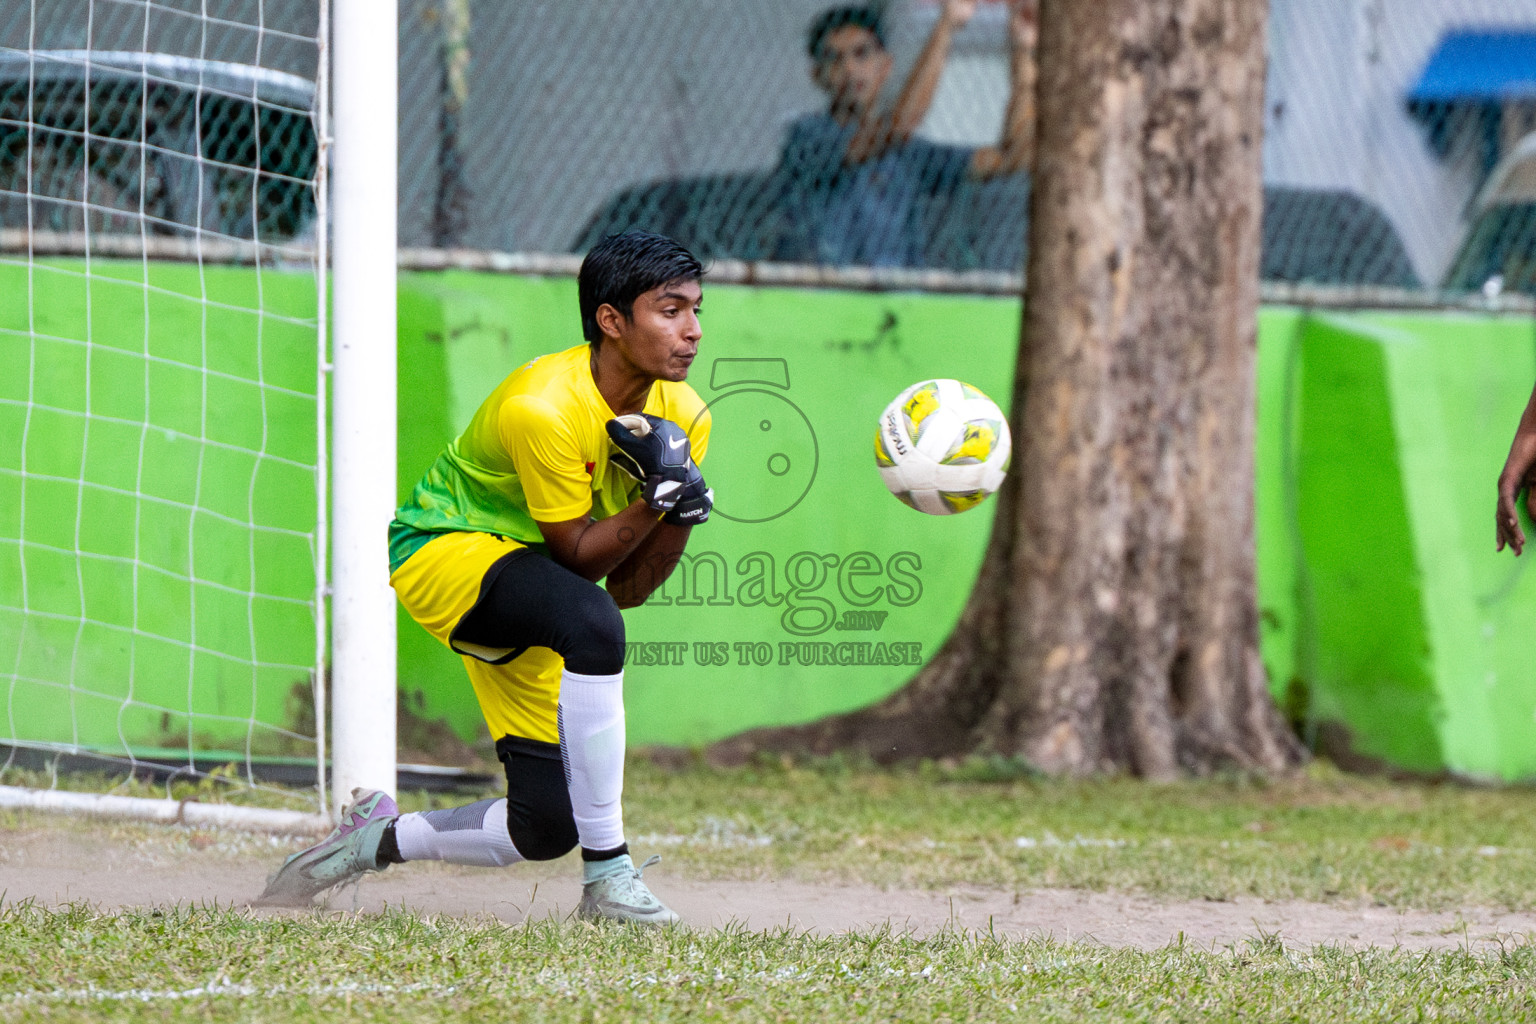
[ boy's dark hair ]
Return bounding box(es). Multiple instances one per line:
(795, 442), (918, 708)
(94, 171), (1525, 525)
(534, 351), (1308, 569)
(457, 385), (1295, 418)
(807, 4), (886, 60)
(578, 232), (703, 345)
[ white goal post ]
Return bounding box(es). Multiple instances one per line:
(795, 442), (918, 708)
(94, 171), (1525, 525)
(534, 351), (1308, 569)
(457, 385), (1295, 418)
(329, 0), (399, 815)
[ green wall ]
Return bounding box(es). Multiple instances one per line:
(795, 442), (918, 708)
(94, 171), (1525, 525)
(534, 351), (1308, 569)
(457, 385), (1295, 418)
(1287, 312), (1536, 780)
(394, 274), (1536, 780)
(394, 272), (1015, 747)
(7, 260), (1536, 780)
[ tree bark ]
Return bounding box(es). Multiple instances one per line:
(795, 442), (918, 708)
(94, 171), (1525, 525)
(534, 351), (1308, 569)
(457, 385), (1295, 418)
(711, 0), (1304, 777)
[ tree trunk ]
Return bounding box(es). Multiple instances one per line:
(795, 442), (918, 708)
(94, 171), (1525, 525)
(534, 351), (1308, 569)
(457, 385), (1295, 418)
(711, 0), (1304, 777)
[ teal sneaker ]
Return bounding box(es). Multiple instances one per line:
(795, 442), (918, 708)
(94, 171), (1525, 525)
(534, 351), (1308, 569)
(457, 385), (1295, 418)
(255, 788), (398, 907)
(577, 854), (680, 926)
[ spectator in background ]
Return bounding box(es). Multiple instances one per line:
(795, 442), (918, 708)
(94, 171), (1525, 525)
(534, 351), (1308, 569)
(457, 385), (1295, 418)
(774, 0), (1037, 268)
(1496, 380), (1536, 556)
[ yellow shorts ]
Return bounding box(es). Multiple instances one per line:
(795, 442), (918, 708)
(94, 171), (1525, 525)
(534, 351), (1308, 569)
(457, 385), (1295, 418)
(389, 531), (564, 744)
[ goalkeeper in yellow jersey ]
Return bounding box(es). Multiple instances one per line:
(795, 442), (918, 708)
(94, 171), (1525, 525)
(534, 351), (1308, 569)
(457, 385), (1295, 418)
(260, 232), (712, 924)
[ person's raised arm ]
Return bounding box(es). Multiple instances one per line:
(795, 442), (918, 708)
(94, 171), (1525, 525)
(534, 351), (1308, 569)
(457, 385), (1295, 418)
(1497, 381), (1536, 555)
(848, 0), (978, 163)
(970, 0), (1037, 179)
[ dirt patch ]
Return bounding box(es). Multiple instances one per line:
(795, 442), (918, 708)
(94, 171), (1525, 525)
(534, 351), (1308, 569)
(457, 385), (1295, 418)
(5, 815), (1534, 951)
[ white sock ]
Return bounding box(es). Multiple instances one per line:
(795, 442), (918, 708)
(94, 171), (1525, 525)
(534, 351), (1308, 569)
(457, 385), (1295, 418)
(557, 668), (627, 853)
(393, 798), (524, 867)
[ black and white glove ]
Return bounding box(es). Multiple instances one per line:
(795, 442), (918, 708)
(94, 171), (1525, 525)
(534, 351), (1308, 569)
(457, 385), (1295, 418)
(606, 413), (692, 512)
(663, 462), (713, 527)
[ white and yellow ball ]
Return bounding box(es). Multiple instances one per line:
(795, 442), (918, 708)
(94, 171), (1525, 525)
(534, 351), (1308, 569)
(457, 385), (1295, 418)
(873, 379), (1011, 515)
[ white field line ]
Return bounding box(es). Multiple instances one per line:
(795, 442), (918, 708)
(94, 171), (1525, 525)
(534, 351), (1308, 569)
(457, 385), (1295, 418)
(1014, 833), (1128, 849)
(12, 941), (1536, 1006)
(1, 980), (463, 1006)
(1, 964), (1022, 1005)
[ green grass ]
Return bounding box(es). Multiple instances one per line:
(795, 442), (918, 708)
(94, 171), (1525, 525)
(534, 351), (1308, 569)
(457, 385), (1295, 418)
(1, 903), (1533, 1023)
(8, 755), (1536, 911)
(616, 756), (1536, 912)
(8, 758), (1536, 1020)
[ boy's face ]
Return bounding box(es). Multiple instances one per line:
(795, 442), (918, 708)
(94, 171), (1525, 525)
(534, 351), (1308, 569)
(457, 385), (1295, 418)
(812, 24), (891, 114)
(602, 278), (702, 383)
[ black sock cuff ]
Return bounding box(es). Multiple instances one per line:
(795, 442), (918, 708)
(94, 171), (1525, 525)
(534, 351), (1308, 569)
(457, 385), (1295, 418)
(580, 842), (629, 862)
(376, 819), (405, 867)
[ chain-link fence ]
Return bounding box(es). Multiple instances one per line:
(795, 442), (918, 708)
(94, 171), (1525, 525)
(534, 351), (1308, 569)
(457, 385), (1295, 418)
(8, 0), (1536, 295)
(395, 0), (1536, 296)
(1265, 0), (1536, 296)
(0, 0), (319, 252)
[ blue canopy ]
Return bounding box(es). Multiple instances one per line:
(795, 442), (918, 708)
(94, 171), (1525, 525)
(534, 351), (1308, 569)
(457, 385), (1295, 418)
(1408, 30), (1536, 104)
(1407, 30), (1536, 172)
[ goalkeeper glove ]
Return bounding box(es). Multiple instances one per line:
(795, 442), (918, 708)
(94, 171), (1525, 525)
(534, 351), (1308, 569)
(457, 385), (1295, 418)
(663, 463), (712, 527)
(606, 413), (692, 512)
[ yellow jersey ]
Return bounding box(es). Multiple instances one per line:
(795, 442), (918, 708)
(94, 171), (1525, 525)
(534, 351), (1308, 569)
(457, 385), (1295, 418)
(389, 343), (710, 572)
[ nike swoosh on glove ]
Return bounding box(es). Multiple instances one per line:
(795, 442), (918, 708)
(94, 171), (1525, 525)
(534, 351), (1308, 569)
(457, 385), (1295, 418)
(606, 414), (693, 512)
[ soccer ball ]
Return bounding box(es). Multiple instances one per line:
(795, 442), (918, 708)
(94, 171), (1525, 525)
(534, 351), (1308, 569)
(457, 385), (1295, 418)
(874, 379), (1011, 515)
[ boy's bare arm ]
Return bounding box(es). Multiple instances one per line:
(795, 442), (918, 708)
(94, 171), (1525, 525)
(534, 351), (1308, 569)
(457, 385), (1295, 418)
(537, 501), (663, 583)
(1497, 382), (1536, 555)
(605, 522), (693, 609)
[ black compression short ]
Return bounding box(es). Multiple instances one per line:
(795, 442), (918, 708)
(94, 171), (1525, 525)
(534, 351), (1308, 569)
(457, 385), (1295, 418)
(451, 547), (626, 676)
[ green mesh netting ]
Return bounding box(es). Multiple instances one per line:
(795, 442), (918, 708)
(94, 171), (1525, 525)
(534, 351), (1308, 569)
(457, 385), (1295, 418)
(1, 3), (325, 797)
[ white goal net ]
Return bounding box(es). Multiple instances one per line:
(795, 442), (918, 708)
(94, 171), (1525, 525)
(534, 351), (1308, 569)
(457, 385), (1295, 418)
(0, 0), (328, 816)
